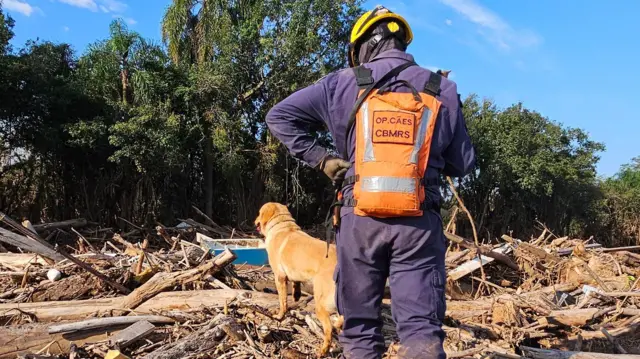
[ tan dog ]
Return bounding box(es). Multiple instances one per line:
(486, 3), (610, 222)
(255, 202), (343, 357)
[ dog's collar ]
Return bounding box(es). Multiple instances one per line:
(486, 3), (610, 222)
(264, 214), (297, 235)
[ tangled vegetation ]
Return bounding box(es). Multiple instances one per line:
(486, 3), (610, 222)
(0, 1), (638, 246)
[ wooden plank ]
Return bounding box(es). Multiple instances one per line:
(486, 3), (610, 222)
(448, 243), (512, 281)
(0, 228), (64, 262)
(48, 316), (174, 334)
(0, 324), (119, 358)
(445, 232), (519, 270)
(109, 321), (156, 349)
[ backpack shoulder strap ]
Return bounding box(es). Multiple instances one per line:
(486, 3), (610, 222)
(341, 61), (417, 159)
(352, 66), (374, 88)
(424, 71), (442, 97)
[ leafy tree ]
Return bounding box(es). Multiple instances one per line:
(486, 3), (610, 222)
(451, 95), (605, 239)
(160, 0), (362, 222)
(601, 157), (640, 245)
(0, 3), (15, 55)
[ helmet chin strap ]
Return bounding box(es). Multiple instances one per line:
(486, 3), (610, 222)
(359, 34), (383, 64)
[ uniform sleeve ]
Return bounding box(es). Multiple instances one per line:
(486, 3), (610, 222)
(265, 78), (332, 168)
(441, 85), (476, 177)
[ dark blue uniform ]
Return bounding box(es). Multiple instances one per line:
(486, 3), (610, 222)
(266, 49), (476, 359)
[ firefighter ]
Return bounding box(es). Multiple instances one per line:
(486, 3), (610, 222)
(265, 5), (476, 358)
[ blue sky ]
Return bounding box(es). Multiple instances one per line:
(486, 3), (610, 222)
(3, 0), (639, 177)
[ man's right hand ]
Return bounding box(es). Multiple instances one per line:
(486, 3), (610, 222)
(318, 155), (352, 185)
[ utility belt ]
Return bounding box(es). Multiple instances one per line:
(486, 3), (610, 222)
(324, 177), (442, 251)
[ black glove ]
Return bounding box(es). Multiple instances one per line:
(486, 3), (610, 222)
(318, 155), (351, 185)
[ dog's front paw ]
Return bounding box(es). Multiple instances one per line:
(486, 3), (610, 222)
(272, 309), (286, 321)
(317, 345), (329, 358)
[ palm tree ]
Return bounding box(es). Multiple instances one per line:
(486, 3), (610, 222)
(161, 0), (227, 218)
(108, 19), (143, 106)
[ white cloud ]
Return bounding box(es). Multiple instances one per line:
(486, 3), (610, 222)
(3, 0), (39, 16)
(439, 0), (541, 51)
(113, 15), (136, 25)
(445, 19), (453, 26)
(100, 0), (126, 13)
(57, 0), (127, 13)
(63, 26), (70, 32)
(59, 0), (98, 11)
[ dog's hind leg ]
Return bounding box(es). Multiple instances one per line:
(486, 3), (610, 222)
(293, 282), (301, 302)
(274, 274), (288, 320)
(315, 300), (333, 358)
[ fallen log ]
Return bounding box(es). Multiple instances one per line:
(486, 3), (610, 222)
(48, 315), (175, 334)
(520, 346), (640, 359)
(0, 323), (119, 358)
(0, 289), (292, 322)
(0, 228), (63, 262)
(32, 219), (88, 233)
(119, 248), (236, 310)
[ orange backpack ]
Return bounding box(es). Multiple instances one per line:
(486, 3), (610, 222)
(338, 62), (443, 218)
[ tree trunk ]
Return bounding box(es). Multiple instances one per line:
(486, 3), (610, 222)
(120, 58), (129, 106)
(0, 289), (292, 323)
(204, 124), (214, 218)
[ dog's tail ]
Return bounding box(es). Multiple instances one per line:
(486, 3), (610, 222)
(293, 282), (301, 302)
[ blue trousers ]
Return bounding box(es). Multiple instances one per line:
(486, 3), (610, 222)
(334, 211), (447, 359)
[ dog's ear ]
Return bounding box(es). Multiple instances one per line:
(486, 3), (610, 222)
(261, 202), (279, 224)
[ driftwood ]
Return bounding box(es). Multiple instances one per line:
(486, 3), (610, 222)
(444, 232), (519, 271)
(0, 228), (63, 262)
(119, 248), (236, 310)
(109, 320), (156, 349)
(0, 323), (120, 358)
(48, 315), (174, 334)
(448, 243), (513, 280)
(546, 308), (599, 327)
(0, 289), (291, 322)
(520, 346), (640, 359)
(142, 314), (238, 359)
(32, 219), (88, 233)
(0, 213), (130, 294)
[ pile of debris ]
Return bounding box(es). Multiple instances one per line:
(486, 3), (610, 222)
(2, 211), (640, 359)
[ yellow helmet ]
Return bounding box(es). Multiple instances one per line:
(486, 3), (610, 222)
(348, 5), (413, 66)
(350, 6), (413, 45)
